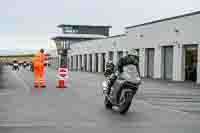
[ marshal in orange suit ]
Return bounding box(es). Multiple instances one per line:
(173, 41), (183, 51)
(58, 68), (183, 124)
(32, 49), (48, 88)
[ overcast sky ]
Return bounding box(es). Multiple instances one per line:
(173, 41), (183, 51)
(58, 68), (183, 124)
(0, 0), (199, 50)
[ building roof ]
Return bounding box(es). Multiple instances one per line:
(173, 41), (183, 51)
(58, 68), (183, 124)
(51, 33), (107, 40)
(57, 24), (112, 28)
(107, 34), (126, 38)
(125, 10), (200, 29)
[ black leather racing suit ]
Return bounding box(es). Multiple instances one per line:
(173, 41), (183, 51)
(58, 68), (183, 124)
(104, 61), (115, 77)
(107, 54), (140, 94)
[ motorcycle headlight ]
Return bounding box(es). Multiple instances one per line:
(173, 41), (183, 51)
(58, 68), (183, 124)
(102, 81), (108, 88)
(136, 77), (142, 84)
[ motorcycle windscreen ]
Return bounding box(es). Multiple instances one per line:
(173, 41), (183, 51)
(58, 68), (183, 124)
(120, 65), (141, 84)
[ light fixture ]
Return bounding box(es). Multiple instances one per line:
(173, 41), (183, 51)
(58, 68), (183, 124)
(177, 43), (181, 48)
(174, 28), (179, 33)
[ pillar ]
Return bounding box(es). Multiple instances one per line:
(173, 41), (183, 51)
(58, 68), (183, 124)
(78, 55), (81, 71)
(92, 53), (96, 72)
(87, 54), (90, 72)
(173, 44), (184, 81)
(98, 53), (103, 72)
(68, 56), (71, 70)
(58, 55), (61, 67)
(154, 46), (162, 79)
(113, 51), (118, 65)
(197, 44), (200, 84)
(105, 52), (109, 68)
(73, 55), (76, 70)
(139, 48), (145, 77)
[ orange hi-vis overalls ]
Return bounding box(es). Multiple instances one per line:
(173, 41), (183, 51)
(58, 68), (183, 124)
(32, 51), (47, 87)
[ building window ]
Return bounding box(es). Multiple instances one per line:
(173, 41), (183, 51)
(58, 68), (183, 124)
(63, 26), (79, 33)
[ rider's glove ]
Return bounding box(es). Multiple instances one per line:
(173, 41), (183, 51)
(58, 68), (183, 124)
(115, 71), (120, 77)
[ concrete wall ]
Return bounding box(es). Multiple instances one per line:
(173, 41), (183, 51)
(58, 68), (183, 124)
(126, 14), (200, 48)
(126, 13), (200, 83)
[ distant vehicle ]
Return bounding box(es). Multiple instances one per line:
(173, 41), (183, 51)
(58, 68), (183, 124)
(12, 60), (19, 71)
(23, 61), (28, 69)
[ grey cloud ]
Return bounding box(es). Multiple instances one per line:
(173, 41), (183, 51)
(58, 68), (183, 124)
(0, 0), (200, 49)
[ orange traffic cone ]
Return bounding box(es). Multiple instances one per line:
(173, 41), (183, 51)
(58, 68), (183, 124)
(56, 66), (68, 89)
(57, 78), (66, 89)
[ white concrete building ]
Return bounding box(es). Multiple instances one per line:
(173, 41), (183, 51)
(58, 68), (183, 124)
(51, 11), (200, 84)
(47, 40), (60, 69)
(125, 11), (200, 83)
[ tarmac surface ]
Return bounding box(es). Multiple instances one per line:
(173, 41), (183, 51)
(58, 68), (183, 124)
(0, 65), (200, 133)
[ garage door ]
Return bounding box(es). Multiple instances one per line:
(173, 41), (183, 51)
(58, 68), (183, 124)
(95, 53), (98, 72)
(102, 53), (106, 72)
(84, 54), (87, 71)
(163, 46), (173, 80)
(147, 48), (155, 78)
(89, 54), (92, 72)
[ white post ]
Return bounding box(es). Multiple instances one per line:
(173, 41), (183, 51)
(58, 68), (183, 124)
(92, 53), (96, 72)
(68, 56), (71, 70)
(139, 48), (145, 77)
(197, 44), (200, 84)
(58, 55), (61, 67)
(73, 55), (76, 70)
(105, 52), (109, 69)
(98, 53), (102, 72)
(87, 54), (90, 72)
(154, 46), (162, 79)
(113, 51), (118, 65)
(173, 44), (184, 81)
(78, 55), (81, 71)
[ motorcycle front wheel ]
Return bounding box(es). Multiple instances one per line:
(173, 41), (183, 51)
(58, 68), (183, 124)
(119, 92), (134, 114)
(104, 97), (112, 109)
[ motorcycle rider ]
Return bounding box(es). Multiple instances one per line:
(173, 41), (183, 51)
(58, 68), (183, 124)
(12, 60), (19, 71)
(106, 49), (140, 95)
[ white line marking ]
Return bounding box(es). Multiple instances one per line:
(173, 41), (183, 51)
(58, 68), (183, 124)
(139, 100), (190, 115)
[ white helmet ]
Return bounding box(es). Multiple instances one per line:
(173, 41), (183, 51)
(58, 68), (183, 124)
(128, 48), (139, 56)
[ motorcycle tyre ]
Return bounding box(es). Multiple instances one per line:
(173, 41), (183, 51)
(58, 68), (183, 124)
(104, 97), (112, 109)
(119, 101), (132, 115)
(119, 92), (134, 115)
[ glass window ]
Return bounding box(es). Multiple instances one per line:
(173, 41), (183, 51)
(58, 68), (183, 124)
(63, 26), (73, 33)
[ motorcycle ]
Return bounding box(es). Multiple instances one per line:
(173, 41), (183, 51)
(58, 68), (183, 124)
(102, 64), (141, 114)
(23, 63), (27, 69)
(12, 63), (19, 71)
(30, 63), (34, 72)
